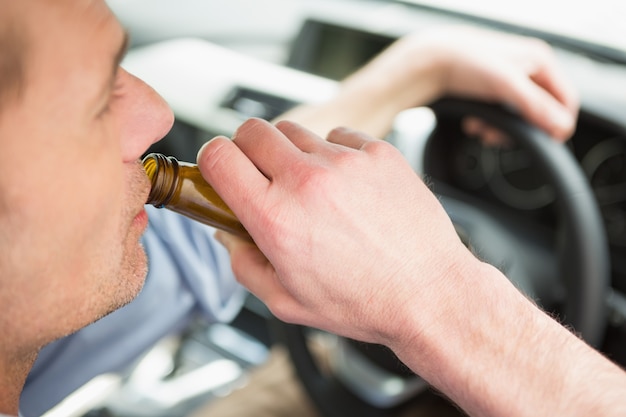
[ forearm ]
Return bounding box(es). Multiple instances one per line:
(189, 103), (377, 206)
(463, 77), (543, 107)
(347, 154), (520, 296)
(275, 36), (444, 138)
(391, 261), (626, 417)
(276, 26), (578, 142)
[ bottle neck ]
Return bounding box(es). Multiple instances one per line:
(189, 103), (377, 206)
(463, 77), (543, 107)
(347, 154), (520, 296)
(143, 153), (180, 207)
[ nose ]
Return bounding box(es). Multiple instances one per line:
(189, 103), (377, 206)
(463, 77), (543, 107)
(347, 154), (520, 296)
(119, 69), (175, 162)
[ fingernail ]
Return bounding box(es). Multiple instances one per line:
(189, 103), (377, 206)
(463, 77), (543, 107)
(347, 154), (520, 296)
(197, 136), (227, 163)
(197, 141), (210, 162)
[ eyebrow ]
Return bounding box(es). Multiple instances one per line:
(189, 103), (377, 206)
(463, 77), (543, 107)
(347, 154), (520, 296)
(92, 30), (130, 113)
(110, 31), (130, 83)
(95, 31), (129, 109)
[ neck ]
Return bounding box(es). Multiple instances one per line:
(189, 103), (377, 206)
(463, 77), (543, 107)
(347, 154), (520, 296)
(0, 348), (38, 416)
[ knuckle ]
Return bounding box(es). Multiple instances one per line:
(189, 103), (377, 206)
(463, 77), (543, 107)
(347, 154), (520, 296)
(327, 126), (350, 138)
(362, 139), (397, 159)
(295, 164), (333, 196)
(233, 117), (272, 142)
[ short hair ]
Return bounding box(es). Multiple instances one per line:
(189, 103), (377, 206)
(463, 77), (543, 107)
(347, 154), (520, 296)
(0, 19), (27, 111)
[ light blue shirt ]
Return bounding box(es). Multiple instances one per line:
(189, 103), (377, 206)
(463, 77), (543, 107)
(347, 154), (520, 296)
(20, 206), (246, 417)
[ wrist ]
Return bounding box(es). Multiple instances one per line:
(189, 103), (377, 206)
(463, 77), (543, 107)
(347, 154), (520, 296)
(366, 34), (448, 110)
(387, 258), (514, 365)
(386, 258), (626, 417)
(387, 259), (547, 414)
(397, 34), (450, 104)
(321, 36), (446, 137)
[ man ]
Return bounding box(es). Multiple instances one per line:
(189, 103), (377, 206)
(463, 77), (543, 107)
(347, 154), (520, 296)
(0, 0), (173, 414)
(4, 1), (621, 417)
(19, 15), (581, 415)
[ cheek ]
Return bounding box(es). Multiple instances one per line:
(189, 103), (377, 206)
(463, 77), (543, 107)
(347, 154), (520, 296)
(1, 154), (126, 282)
(0, 161), (127, 337)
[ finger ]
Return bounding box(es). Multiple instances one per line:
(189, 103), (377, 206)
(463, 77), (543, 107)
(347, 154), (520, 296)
(462, 117), (512, 147)
(462, 117), (484, 137)
(524, 83), (577, 141)
(274, 120), (329, 154)
(480, 126), (511, 147)
(231, 118), (303, 179)
(496, 74), (576, 141)
(214, 231), (279, 298)
(214, 231), (308, 323)
(197, 135), (269, 219)
(530, 53), (580, 116)
(326, 126), (376, 149)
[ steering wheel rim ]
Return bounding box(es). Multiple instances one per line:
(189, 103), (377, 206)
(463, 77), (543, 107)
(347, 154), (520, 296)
(429, 98), (609, 343)
(272, 98), (611, 417)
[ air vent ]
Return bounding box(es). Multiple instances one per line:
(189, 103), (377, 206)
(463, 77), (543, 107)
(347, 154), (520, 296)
(221, 87), (300, 121)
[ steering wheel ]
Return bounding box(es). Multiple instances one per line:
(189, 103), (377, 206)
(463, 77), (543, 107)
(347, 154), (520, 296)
(270, 98), (610, 417)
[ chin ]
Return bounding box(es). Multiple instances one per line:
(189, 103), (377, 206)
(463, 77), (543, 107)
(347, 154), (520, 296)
(103, 240), (149, 316)
(37, 244), (150, 347)
(120, 242), (149, 300)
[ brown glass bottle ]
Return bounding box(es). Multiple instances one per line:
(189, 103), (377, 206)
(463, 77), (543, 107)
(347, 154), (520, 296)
(142, 153), (249, 239)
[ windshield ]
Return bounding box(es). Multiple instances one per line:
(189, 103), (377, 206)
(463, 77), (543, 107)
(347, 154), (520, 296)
(401, 0), (626, 54)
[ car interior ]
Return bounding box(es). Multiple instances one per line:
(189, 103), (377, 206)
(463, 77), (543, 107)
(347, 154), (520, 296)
(46, 1), (626, 416)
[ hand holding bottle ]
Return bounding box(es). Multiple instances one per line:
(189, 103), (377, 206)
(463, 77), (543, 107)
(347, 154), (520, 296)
(197, 117), (481, 344)
(197, 118), (626, 417)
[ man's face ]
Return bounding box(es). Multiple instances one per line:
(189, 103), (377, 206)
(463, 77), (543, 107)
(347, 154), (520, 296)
(0, 0), (174, 350)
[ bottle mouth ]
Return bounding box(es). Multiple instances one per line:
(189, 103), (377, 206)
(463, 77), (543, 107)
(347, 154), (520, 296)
(142, 153), (179, 207)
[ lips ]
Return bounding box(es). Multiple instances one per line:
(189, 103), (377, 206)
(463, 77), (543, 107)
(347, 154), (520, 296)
(133, 207), (148, 228)
(128, 162), (152, 230)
